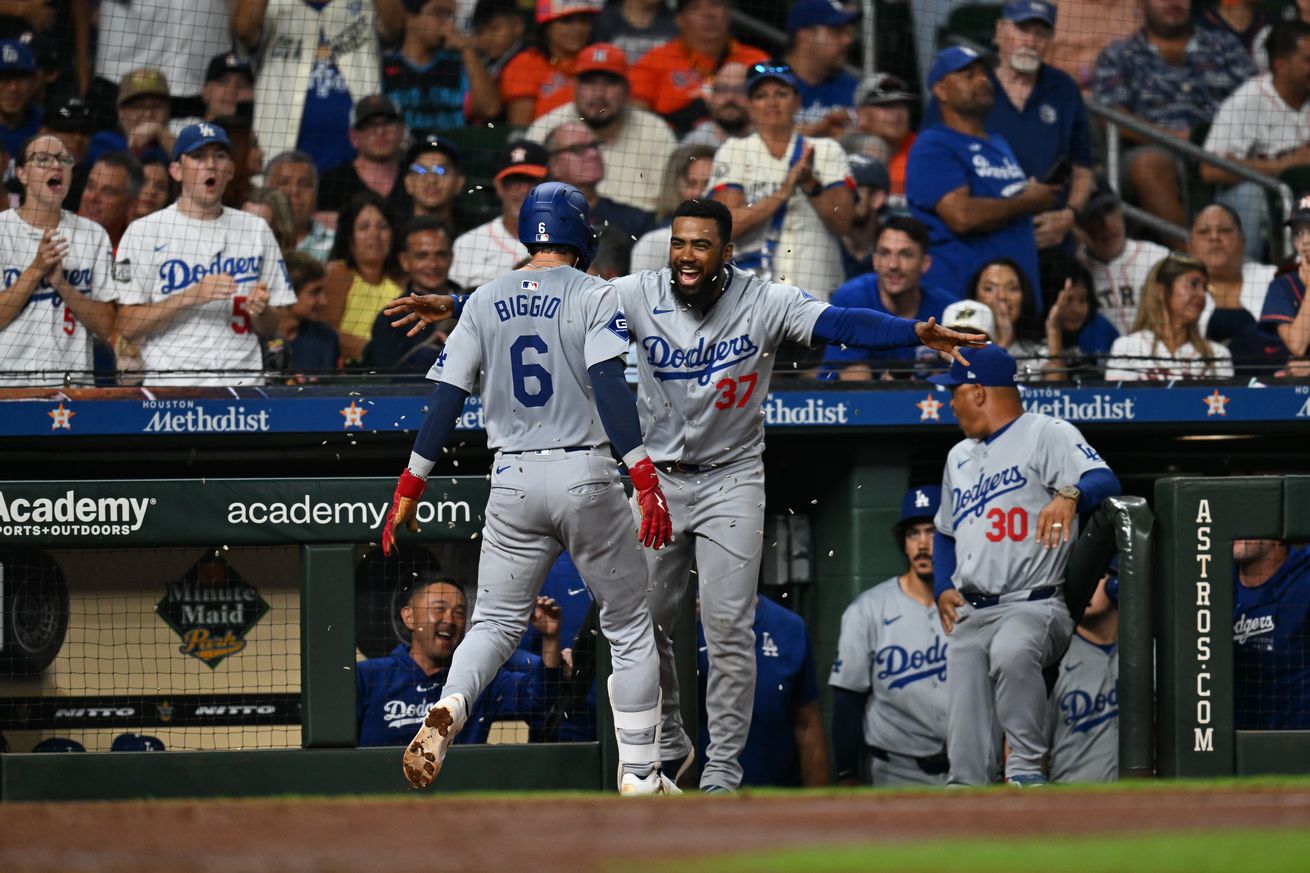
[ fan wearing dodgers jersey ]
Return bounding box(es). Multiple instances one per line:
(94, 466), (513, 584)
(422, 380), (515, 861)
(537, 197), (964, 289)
(379, 197), (983, 792)
(379, 182), (680, 797)
(931, 344), (1121, 786)
(114, 122), (294, 386)
(0, 134), (116, 386)
(830, 485), (950, 787)
(1048, 568), (1119, 783)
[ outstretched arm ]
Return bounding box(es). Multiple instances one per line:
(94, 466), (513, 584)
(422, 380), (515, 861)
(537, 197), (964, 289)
(812, 307), (986, 365)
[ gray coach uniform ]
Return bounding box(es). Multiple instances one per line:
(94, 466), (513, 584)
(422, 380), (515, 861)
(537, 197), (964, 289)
(614, 265), (827, 790)
(427, 265), (660, 725)
(936, 412), (1108, 784)
(1048, 633), (1119, 783)
(830, 579), (950, 785)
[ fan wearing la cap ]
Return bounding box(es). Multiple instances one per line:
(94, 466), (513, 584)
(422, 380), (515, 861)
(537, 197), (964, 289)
(906, 45), (1056, 301)
(0, 39), (42, 158)
(499, 0), (604, 126)
(524, 42), (677, 214)
(114, 123), (295, 387)
(930, 343), (1120, 785)
(446, 140), (545, 288)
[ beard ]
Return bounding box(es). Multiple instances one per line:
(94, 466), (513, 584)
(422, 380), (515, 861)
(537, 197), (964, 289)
(670, 265), (725, 309)
(582, 110), (620, 131)
(1009, 47), (1041, 74)
(714, 107), (750, 136)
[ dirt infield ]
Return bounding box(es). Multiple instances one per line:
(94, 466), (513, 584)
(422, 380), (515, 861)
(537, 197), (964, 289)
(3, 786), (1310, 873)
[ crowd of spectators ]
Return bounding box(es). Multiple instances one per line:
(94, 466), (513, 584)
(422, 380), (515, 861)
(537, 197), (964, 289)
(0, 0), (1308, 386)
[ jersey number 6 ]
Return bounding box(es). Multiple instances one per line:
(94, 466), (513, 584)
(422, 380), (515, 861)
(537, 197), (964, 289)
(984, 507), (1029, 542)
(510, 334), (554, 407)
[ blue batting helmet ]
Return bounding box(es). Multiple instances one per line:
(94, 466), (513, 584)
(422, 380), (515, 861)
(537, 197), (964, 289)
(518, 182), (600, 272)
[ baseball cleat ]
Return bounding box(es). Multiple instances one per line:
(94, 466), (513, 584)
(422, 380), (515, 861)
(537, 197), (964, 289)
(619, 770), (682, 796)
(1005, 774), (1047, 787)
(402, 693), (467, 789)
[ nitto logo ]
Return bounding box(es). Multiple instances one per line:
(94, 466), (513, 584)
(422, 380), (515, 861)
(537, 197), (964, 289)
(0, 490), (152, 535)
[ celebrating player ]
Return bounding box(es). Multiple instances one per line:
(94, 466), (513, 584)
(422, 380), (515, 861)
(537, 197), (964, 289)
(384, 197), (982, 792)
(930, 344), (1121, 786)
(830, 486), (950, 786)
(114, 122), (293, 386)
(0, 134), (116, 386)
(380, 182), (678, 796)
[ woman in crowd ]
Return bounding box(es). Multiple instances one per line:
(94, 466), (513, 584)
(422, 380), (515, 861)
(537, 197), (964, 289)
(1039, 261), (1118, 382)
(130, 154), (173, 221)
(1105, 254), (1235, 380)
(1188, 202), (1276, 344)
(499, 0), (603, 126)
(322, 191), (403, 364)
(629, 143), (716, 271)
(964, 257), (1045, 360)
(242, 187), (297, 255)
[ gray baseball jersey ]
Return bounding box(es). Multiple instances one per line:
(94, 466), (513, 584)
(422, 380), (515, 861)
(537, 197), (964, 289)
(935, 413), (1110, 596)
(428, 265), (629, 451)
(613, 266), (827, 465)
(830, 577), (949, 758)
(1048, 633), (1119, 783)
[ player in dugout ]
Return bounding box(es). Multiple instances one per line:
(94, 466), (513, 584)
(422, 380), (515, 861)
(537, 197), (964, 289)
(355, 575), (565, 746)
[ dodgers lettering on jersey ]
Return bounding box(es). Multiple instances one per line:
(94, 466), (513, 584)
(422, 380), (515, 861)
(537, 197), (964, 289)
(1047, 633), (1119, 783)
(936, 413), (1109, 596)
(613, 267), (828, 465)
(427, 267), (629, 453)
(830, 578), (950, 757)
(0, 211), (116, 387)
(113, 205), (294, 387)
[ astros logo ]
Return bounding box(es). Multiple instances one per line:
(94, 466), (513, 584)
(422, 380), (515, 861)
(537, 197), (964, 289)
(916, 394), (942, 421)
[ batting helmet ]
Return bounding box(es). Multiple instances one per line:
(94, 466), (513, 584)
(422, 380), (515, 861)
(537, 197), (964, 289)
(518, 181), (599, 272)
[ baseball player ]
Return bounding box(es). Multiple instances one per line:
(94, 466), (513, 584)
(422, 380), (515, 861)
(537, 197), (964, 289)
(382, 198), (983, 792)
(114, 122), (293, 386)
(830, 485), (950, 787)
(931, 344), (1121, 785)
(1048, 567), (1119, 783)
(1233, 539), (1310, 730)
(380, 182), (679, 796)
(0, 134), (116, 386)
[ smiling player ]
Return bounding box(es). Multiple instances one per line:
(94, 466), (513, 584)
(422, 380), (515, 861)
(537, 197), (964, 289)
(114, 122), (293, 386)
(0, 134), (117, 386)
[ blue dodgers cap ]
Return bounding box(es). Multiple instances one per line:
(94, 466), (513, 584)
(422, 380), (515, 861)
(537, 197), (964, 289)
(111, 732), (166, 752)
(746, 62), (802, 95)
(787, 0), (859, 33)
(172, 121), (232, 161)
(927, 45), (989, 89)
(0, 38), (35, 75)
(1003, 0), (1057, 27)
(899, 485), (942, 525)
(927, 343), (1018, 387)
(32, 737), (86, 753)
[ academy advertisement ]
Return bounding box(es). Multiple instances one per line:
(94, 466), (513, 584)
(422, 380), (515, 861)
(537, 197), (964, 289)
(0, 478), (489, 546)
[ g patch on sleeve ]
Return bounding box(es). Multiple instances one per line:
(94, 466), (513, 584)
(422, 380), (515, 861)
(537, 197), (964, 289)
(606, 311), (629, 341)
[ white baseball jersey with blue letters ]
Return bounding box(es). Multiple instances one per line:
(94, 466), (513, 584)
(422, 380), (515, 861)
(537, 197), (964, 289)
(0, 210), (115, 386)
(830, 577), (949, 757)
(613, 266), (828, 465)
(428, 265), (629, 451)
(935, 413), (1109, 595)
(114, 205), (293, 386)
(1047, 633), (1119, 783)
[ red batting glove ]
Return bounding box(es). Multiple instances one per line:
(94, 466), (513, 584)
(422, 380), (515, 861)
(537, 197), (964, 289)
(382, 470), (426, 556)
(629, 457), (672, 550)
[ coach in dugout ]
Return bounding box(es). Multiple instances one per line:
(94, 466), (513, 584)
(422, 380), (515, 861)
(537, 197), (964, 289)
(355, 576), (565, 746)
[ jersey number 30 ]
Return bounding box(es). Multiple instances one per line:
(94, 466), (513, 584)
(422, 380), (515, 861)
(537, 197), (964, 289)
(984, 507), (1028, 542)
(510, 335), (554, 407)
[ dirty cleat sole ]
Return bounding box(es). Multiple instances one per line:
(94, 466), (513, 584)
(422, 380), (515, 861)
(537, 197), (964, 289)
(402, 699), (460, 789)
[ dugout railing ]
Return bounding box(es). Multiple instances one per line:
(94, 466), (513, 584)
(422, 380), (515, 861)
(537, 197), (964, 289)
(1154, 475), (1310, 778)
(0, 477), (628, 801)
